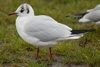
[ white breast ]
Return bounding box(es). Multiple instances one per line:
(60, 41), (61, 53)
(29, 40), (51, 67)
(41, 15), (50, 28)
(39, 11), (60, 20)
(16, 16), (39, 45)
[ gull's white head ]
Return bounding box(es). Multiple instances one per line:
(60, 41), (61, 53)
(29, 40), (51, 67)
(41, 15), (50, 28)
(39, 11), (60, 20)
(9, 3), (34, 16)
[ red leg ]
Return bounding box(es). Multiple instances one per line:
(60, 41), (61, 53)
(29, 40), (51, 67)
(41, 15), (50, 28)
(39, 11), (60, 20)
(49, 47), (52, 58)
(46, 47), (52, 59)
(36, 47), (39, 58)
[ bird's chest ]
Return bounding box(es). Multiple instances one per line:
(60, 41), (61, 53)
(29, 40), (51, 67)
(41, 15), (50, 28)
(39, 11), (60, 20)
(15, 17), (39, 45)
(16, 18), (26, 32)
(16, 17), (29, 38)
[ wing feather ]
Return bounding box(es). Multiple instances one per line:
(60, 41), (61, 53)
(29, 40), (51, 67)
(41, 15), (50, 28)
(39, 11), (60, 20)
(25, 15), (72, 41)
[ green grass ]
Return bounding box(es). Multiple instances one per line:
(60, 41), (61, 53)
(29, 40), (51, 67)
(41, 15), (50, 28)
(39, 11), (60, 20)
(0, 0), (100, 67)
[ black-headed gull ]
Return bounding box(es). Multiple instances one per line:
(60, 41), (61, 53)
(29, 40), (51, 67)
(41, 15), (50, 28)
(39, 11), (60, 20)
(8, 4), (95, 58)
(67, 4), (100, 24)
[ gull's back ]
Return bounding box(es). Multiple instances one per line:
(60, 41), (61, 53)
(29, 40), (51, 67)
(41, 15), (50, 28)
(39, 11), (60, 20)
(24, 15), (72, 42)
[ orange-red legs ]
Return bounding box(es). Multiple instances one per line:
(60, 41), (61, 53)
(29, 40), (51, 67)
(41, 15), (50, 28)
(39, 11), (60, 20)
(36, 47), (39, 58)
(49, 47), (52, 58)
(46, 47), (52, 59)
(36, 47), (52, 59)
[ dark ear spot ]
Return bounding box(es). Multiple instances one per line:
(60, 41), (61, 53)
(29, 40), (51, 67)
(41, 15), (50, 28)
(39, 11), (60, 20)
(27, 8), (29, 13)
(26, 6), (29, 14)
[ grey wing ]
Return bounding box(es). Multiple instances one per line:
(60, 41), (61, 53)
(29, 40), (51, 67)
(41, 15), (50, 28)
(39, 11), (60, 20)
(24, 16), (72, 42)
(93, 4), (100, 11)
(87, 4), (100, 12)
(85, 10), (100, 22)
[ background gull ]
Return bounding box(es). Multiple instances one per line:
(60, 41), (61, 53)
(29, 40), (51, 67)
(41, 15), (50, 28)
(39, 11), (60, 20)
(67, 4), (100, 24)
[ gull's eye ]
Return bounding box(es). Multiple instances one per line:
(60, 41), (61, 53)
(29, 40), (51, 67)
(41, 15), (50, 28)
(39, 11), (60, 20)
(20, 9), (24, 13)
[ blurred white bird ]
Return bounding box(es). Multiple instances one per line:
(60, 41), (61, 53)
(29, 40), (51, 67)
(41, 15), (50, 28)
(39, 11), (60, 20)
(67, 4), (100, 24)
(9, 4), (95, 58)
